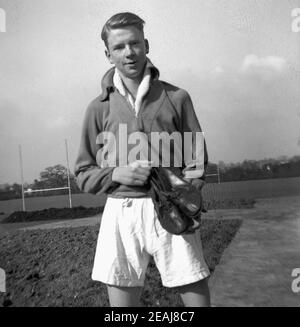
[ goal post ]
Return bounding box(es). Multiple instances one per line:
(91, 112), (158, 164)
(206, 163), (221, 184)
(18, 139), (73, 211)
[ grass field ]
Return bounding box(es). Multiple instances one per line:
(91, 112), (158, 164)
(1, 177), (299, 216)
(0, 219), (242, 307)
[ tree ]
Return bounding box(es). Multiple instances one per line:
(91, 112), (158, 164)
(39, 164), (68, 188)
(11, 183), (22, 195)
(33, 164), (80, 194)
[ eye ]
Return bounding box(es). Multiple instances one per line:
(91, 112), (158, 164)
(113, 44), (124, 51)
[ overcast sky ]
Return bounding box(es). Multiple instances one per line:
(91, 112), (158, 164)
(0, 0), (300, 184)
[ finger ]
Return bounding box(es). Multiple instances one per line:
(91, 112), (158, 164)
(186, 219), (201, 233)
(133, 173), (149, 182)
(129, 160), (153, 169)
(134, 167), (151, 176)
(129, 161), (139, 169)
(128, 171), (148, 182)
(136, 160), (153, 168)
(132, 178), (146, 186)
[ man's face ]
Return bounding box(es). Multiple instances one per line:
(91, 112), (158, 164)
(105, 26), (149, 81)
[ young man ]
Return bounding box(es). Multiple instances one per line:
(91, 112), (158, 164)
(74, 12), (210, 307)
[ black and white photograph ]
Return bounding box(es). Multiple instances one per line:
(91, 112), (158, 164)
(0, 0), (300, 309)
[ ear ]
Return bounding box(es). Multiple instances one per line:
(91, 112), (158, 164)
(145, 39), (149, 54)
(105, 49), (114, 64)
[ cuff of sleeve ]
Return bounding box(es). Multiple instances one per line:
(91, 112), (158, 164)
(104, 171), (120, 193)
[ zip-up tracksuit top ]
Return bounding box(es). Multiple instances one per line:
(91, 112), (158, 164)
(74, 59), (208, 198)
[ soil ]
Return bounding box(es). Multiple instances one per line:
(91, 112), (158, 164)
(0, 219), (242, 307)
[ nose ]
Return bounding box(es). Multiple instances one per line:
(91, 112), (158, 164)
(124, 45), (135, 57)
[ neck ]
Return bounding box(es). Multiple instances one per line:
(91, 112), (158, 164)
(121, 76), (141, 99)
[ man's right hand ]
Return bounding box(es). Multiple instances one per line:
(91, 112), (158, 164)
(112, 161), (152, 186)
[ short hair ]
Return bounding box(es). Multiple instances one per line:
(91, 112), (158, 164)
(101, 12), (145, 48)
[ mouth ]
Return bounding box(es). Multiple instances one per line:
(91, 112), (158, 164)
(125, 61), (137, 66)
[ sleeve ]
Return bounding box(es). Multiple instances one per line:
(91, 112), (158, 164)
(181, 92), (208, 190)
(74, 101), (119, 194)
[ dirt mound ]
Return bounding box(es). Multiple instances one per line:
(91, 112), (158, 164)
(1, 206), (104, 224)
(1, 198), (254, 224)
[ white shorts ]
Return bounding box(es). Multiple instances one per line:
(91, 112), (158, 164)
(92, 197), (210, 288)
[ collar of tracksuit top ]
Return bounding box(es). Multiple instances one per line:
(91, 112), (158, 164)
(113, 64), (152, 118)
(99, 58), (160, 106)
(97, 58), (168, 139)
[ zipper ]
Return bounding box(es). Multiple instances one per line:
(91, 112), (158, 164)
(117, 92), (147, 133)
(118, 92), (139, 119)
